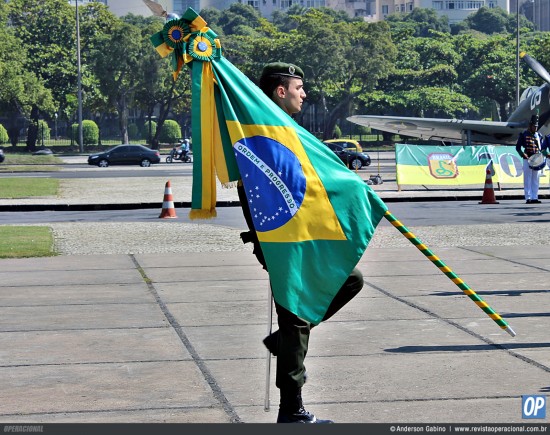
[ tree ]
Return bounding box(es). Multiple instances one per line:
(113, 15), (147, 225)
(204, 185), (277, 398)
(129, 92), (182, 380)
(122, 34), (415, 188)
(133, 19), (191, 149)
(362, 31), (474, 119)
(78, 3), (121, 119)
(199, 7), (225, 36)
(455, 33), (517, 120)
(386, 8), (450, 38)
(216, 3), (262, 35)
(90, 20), (142, 144)
(464, 7), (508, 34)
(6, 0), (72, 150)
(224, 8), (395, 138)
(523, 32), (550, 84)
(280, 10), (397, 138)
(452, 6), (533, 35)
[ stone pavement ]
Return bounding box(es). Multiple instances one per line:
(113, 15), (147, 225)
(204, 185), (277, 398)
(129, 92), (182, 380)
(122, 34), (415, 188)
(0, 156), (549, 425)
(1, 244), (549, 423)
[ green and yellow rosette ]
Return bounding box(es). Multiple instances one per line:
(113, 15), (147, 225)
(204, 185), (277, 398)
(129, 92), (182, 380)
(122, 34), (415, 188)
(150, 9), (221, 80)
(150, 8), (234, 219)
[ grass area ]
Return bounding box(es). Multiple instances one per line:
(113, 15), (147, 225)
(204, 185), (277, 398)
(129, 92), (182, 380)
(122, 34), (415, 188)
(3, 154), (63, 164)
(0, 226), (57, 258)
(0, 154), (63, 172)
(0, 178), (59, 199)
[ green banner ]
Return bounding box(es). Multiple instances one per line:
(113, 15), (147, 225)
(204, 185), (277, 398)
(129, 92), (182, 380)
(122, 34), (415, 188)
(395, 144), (549, 186)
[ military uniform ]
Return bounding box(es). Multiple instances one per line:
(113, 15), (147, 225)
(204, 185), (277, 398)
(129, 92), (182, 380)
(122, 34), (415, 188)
(238, 62), (363, 424)
(516, 116), (543, 203)
(238, 182), (363, 392)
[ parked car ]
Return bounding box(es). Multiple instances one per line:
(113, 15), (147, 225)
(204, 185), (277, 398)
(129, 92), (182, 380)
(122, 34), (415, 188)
(323, 139), (363, 152)
(322, 140), (371, 170)
(0, 148), (4, 163)
(88, 145), (160, 167)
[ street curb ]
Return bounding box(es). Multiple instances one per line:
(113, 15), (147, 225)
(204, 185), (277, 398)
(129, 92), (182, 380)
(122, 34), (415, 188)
(0, 194), (538, 212)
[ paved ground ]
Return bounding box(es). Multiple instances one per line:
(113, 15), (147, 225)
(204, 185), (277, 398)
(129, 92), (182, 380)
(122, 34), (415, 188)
(0, 157), (549, 425)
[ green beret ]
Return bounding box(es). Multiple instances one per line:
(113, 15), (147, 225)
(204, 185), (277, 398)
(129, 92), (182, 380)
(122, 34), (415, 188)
(261, 62), (304, 80)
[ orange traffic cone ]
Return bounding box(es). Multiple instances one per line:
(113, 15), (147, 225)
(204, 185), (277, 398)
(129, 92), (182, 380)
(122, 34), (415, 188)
(479, 169), (499, 204)
(159, 181), (177, 218)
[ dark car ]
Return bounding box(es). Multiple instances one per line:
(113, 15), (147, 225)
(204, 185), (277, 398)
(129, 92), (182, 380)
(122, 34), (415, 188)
(88, 145), (160, 167)
(0, 149), (4, 163)
(322, 141), (371, 170)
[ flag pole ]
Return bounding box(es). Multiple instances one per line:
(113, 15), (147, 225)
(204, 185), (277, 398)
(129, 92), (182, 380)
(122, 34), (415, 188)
(384, 210), (516, 337)
(264, 282), (273, 411)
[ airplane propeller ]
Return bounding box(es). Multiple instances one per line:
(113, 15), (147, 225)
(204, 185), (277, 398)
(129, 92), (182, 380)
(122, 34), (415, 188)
(521, 52), (550, 86)
(142, 0), (179, 20)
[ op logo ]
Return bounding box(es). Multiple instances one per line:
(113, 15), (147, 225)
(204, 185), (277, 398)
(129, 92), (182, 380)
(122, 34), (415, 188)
(428, 153), (459, 179)
(234, 136), (306, 232)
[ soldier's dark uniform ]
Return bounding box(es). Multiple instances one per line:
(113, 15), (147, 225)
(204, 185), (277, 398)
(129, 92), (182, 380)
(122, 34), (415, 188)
(238, 62), (364, 424)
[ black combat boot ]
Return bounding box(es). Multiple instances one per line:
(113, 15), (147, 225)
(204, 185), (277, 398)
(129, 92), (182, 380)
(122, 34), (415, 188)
(276, 388), (333, 424)
(263, 330), (279, 356)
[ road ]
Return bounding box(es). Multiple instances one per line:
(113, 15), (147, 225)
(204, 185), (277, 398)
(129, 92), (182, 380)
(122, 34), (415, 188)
(2, 200), (550, 230)
(2, 152), (548, 229)
(0, 153), (395, 179)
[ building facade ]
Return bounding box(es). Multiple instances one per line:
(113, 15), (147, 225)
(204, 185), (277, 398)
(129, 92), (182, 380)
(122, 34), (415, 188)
(98, 0), (156, 16)
(98, 0), (548, 31)
(512, 0), (550, 31)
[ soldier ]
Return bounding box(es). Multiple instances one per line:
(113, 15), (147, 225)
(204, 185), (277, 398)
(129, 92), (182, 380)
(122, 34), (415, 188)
(238, 62), (363, 424)
(516, 115), (544, 204)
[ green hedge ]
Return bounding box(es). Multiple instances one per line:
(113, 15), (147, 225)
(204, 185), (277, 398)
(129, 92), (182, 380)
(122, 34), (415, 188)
(37, 120), (50, 141)
(71, 120), (99, 146)
(159, 120), (181, 144)
(143, 120), (157, 140)
(0, 124), (8, 144)
(128, 123), (139, 140)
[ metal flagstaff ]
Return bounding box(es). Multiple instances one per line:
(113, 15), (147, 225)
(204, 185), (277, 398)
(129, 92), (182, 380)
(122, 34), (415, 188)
(264, 283), (273, 411)
(384, 210), (516, 337)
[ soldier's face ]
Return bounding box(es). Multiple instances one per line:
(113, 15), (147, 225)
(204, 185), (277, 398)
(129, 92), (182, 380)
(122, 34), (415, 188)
(276, 78), (306, 115)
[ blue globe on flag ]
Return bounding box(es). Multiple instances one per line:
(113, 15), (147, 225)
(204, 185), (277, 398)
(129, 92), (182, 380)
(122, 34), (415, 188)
(234, 136), (306, 232)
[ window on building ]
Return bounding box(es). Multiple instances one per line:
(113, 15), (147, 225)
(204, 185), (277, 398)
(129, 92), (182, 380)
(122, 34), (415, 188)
(382, 4), (389, 14)
(407, 2), (413, 10)
(433, 1), (443, 9)
(463, 0), (483, 8)
(305, 0), (325, 6)
(173, 0), (200, 14)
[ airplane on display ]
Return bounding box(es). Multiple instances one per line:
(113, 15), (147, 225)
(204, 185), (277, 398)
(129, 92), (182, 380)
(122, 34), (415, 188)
(347, 53), (550, 145)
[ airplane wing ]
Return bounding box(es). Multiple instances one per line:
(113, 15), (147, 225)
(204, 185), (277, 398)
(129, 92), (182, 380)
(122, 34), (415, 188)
(347, 115), (525, 145)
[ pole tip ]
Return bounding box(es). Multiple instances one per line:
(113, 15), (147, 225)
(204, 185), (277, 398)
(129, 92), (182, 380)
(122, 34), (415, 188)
(505, 326), (516, 337)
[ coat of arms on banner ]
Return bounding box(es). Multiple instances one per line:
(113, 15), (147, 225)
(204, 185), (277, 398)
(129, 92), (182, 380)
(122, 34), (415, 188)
(428, 153), (459, 179)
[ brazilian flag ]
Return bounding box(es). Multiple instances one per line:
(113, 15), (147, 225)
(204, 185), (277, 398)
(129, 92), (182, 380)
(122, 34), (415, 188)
(151, 8), (388, 324)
